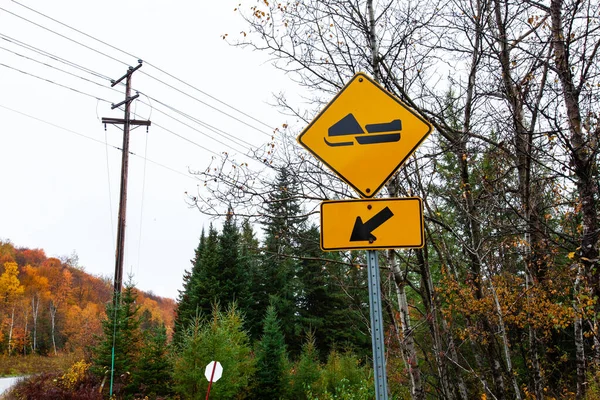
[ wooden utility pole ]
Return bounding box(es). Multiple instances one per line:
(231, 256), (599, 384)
(102, 60), (151, 298)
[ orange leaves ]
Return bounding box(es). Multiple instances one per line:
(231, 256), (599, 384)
(438, 269), (576, 341)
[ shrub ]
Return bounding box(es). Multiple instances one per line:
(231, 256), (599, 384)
(6, 371), (102, 400)
(307, 350), (374, 400)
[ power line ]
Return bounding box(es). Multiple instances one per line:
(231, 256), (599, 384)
(6, 0), (278, 134)
(143, 102), (270, 167)
(138, 72), (273, 138)
(0, 103), (196, 180)
(1, 5), (272, 168)
(138, 95), (257, 152)
(0, 60), (263, 166)
(0, 62), (112, 102)
(1, 38), (265, 156)
(0, 45), (121, 94)
(0, 32), (113, 81)
(10, 0), (140, 64)
(0, 6), (129, 68)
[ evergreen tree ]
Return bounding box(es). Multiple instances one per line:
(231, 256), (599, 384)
(130, 323), (172, 398)
(258, 168), (306, 352)
(193, 224), (221, 317)
(91, 281), (142, 396)
(289, 331), (321, 400)
(173, 229), (206, 347)
(172, 304), (254, 399)
(216, 210), (248, 309)
(252, 305), (289, 399)
(238, 219), (262, 339)
(296, 225), (369, 359)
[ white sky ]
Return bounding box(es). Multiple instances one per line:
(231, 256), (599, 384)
(0, 0), (297, 299)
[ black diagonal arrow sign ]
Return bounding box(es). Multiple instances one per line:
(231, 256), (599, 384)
(350, 207), (394, 242)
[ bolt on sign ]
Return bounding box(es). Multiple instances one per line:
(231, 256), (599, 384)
(320, 197), (424, 251)
(297, 72), (432, 198)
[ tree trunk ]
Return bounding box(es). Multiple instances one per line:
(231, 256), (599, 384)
(50, 301), (57, 356)
(32, 295), (39, 353)
(574, 264), (586, 398)
(389, 250), (425, 400)
(550, 1), (600, 397)
(8, 306), (15, 355)
(416, 248), (455, 399)
(23, 306), (28, 355)
(550, 0), (600, 369)
(490, 280), (522, 399)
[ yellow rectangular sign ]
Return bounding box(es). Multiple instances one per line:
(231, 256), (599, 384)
(320, 197), (424, 251)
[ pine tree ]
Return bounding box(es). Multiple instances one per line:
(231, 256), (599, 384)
(172, 304), (254, 399)
(216, 210), (248, 309)
(252, 305), (289, 399)
(130, 323), (172, 398)
(295, 225), (369, 359)
(258, 168), (306, 352)
(289, 331), (321, 400)
(173, 229), (205, 347)
(238, 219), (262, 338)
(91, 281), (142, 396)
(193, 224), (221, 317)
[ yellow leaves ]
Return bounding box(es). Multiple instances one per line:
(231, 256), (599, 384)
(568, 251), (576, 259)
(59, 360), (90, 390)
(0, 261), (25, 303)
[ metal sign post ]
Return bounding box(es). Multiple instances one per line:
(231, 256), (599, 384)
(367, 250), (388, 400)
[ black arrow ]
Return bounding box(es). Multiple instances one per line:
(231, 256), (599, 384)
(350, 207), (394, 242)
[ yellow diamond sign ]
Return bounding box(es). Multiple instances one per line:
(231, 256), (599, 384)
(298, 72), (432, 198)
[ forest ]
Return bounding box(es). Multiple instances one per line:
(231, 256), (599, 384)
(2, 0), (600, 399)
(0, 241), (175, 360)
(184, 0), (600, 399)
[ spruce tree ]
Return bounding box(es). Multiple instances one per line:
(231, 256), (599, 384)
(173, 229), (206, 347)
(172, 304), (254, 399)
(238, 219), (262, 338)
(289, 331), (321, 400)
(296, 225), (370, 359)
(252, 305), (289, 399)
(216, 210), (248, 309)
(130, 324), (172, 398)
(91, 281), (142, 396)
(193, 224), (221, 317)
(258, 167), (306, 352)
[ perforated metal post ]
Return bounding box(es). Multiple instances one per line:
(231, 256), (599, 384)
(367, 250), (389, 399)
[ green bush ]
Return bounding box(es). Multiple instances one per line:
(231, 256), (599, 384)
(289, 332), (320, 400)
(172, 304), (254, 399)
(305, 350), (374, 400)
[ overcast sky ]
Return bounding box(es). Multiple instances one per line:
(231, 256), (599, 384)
(0, 0), (297, 299)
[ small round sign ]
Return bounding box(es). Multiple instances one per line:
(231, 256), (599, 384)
(204, 361), (223, 383)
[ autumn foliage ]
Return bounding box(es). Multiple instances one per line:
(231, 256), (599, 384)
(0, 240), (175, 358)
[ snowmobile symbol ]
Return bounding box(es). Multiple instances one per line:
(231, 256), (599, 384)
(324, 113), (402, 147)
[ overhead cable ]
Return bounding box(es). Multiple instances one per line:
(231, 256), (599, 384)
(7, 0), (278, 135)
(0, 45), (121, 94)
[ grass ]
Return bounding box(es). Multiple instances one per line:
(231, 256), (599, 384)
(0, 353), (81, 377)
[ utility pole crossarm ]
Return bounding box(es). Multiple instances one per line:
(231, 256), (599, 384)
(102, 117), (151, 126)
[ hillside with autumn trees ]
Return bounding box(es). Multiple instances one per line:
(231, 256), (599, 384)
(0, 240), (175, 358)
